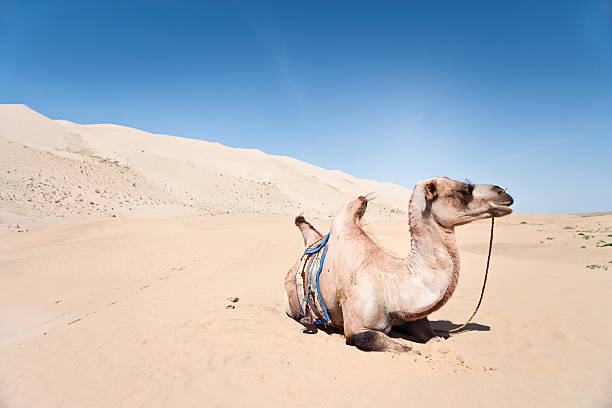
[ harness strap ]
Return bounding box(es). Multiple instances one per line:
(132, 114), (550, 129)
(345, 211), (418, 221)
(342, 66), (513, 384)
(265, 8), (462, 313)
(304, 232), (330, 254)
(295, 233), (332, 327)
(314, 242), (331, 325)
(294, 256), (307, 317)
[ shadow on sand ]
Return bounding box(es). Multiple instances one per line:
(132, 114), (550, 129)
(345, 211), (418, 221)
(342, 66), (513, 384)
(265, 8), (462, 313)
(304, 319), (490, 344)
(388, 319), (491, 343)
(428, 319), (490, 338)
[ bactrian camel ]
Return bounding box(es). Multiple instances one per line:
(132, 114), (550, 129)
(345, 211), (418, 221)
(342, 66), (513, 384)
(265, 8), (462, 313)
(283, 177), (514, 352)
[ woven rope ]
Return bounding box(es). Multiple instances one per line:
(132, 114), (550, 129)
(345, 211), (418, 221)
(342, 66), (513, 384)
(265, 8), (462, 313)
(447, 217), (495, 334)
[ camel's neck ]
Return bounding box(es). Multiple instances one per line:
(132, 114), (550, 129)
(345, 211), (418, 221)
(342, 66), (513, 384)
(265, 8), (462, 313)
(398, 194), (460, 319)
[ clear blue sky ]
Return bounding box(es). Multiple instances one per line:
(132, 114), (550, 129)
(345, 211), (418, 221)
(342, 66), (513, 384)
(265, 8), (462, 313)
(1, 1), (611, 214)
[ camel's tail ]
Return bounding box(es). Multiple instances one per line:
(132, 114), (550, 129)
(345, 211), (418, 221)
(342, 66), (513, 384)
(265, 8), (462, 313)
(295, 214), (324, 247)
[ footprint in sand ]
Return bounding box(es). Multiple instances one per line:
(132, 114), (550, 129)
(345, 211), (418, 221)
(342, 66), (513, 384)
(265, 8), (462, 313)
(225, 296), (239, 309)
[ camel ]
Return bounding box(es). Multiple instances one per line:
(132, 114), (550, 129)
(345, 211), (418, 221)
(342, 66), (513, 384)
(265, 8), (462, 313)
(283, 177), (513, 352)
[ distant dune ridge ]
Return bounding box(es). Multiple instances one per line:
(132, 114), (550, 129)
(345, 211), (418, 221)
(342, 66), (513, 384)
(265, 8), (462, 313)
(0, 104), (411, 234)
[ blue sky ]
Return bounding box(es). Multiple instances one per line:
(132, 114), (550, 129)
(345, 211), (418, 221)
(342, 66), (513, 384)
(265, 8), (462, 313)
(1, 1), (611, 214)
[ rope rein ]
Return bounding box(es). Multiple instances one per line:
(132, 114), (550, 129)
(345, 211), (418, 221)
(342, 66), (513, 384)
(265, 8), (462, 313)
(447, 216), (495, 334)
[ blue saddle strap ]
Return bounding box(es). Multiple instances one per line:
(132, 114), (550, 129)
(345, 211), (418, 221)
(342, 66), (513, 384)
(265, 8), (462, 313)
(304, 232), (330, 254)
(295, 233), (332, 326)
(314, 241), (331, 325)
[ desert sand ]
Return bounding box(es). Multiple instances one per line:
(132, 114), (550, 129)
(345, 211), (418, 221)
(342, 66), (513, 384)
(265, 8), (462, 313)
(1, 105), (611, 407)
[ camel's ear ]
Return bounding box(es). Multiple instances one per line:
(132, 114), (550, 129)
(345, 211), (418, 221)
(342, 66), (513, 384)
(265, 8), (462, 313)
(425, 181), (438, 201)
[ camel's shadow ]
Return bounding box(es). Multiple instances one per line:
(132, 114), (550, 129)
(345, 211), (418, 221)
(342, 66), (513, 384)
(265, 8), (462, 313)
(389, 319), (491, 343)
(430, 319), (490, 332)
(310, 319), (490, 344)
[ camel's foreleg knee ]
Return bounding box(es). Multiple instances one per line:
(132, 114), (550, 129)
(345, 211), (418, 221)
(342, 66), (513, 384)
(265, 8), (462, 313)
(347, 330), (414, 353)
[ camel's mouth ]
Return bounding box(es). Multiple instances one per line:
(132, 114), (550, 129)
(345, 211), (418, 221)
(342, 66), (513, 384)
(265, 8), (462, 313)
(488, 201), (513, 217)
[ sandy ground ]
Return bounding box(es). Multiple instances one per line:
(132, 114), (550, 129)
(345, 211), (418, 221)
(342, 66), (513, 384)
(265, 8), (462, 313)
(1, 213), (611, 407)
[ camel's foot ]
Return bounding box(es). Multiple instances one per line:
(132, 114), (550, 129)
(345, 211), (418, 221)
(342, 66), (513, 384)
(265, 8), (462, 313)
(348, 330), (418, 353)
(394, 317), (436, 343)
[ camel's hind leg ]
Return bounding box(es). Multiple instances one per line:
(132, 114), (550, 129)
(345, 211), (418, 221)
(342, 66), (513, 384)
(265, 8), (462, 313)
(343, 303), (414, 353)
(283, 261), (302, 320)
(283, 290), (299, 319)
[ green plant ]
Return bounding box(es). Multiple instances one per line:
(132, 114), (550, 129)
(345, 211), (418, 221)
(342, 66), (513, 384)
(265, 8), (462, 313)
(520, 221), (527, 225)
(586, 264), (608, 270)
(581, 246), (586, 249)
(546, 237), (554, 240)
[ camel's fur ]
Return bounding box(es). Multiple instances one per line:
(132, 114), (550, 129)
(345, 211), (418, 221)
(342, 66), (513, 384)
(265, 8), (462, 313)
(284, 177), (513, 352)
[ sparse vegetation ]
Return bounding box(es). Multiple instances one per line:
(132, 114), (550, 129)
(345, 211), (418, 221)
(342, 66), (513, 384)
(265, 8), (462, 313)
(520, 221), (527, 225)
(586, 264), (608, 270)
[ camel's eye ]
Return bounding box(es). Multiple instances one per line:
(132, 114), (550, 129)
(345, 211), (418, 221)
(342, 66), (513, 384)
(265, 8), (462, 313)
(457, 184), (474, 204)
(458, 185), (473, 196)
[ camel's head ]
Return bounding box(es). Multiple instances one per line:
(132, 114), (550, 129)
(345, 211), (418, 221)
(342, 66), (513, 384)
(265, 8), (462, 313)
(413, 177), (514, 228)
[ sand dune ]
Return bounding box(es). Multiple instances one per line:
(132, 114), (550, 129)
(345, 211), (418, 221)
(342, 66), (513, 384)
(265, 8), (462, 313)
(1, 104), (611, 407)
(0, 104), (409, 234)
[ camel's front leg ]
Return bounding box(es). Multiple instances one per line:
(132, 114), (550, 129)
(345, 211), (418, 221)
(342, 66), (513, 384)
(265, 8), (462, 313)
(342, 303), (414, 353)
(347, 329), (413, 352)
